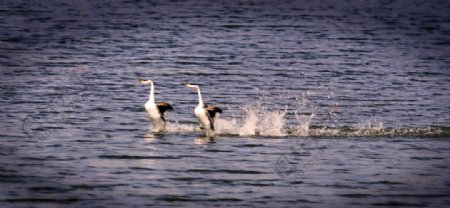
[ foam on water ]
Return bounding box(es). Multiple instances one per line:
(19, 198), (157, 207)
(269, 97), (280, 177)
(165, 121), (196, 133)
(305, 126), (449, 137)
(159, 110), (448, 138)
(146, 94), (449, 138)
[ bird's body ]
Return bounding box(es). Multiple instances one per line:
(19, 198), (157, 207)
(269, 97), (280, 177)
(145, 101), (172, 129)
(185, 83), (222, 135)
(139, 78), (173, 132)
(194, 104), (209, 129)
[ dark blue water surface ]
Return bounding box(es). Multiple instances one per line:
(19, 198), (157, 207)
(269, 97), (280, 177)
(1, 0), (449, 207)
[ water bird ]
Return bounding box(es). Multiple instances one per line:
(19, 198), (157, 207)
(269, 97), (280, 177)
(184, 83), (222, 136)
(138, 78), (173, 132)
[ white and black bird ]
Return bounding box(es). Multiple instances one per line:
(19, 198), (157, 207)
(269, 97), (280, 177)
(184, 83), (222, 135)
(138, 78), (173, 132)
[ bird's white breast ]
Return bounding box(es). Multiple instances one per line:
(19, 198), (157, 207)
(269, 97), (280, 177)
(145, 102), (161, 121)
(195, 105), (210, 129)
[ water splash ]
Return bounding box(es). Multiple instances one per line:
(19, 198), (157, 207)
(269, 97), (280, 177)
(215, 104), (287, 137)
(291, 112), (315, 136)
(144, 94), (449, 138)
(238, 106), (258, 136)
(151, 114), (448, 138)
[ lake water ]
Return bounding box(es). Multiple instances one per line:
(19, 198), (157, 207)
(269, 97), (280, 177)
(1, 0), (450, 207)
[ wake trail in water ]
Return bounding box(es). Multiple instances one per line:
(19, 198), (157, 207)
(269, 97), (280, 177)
(160, 104), (448, 138)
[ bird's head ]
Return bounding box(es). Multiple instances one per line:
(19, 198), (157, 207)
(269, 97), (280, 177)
(137, 78), (153, 85)
(183, 82), (199, 88)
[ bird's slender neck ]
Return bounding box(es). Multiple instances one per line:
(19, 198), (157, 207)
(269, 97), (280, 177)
(195, 86), (204, 106)
(149, 81), (155, 103)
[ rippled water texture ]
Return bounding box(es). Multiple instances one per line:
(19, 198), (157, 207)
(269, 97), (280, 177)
(1, 0), (450, 207)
